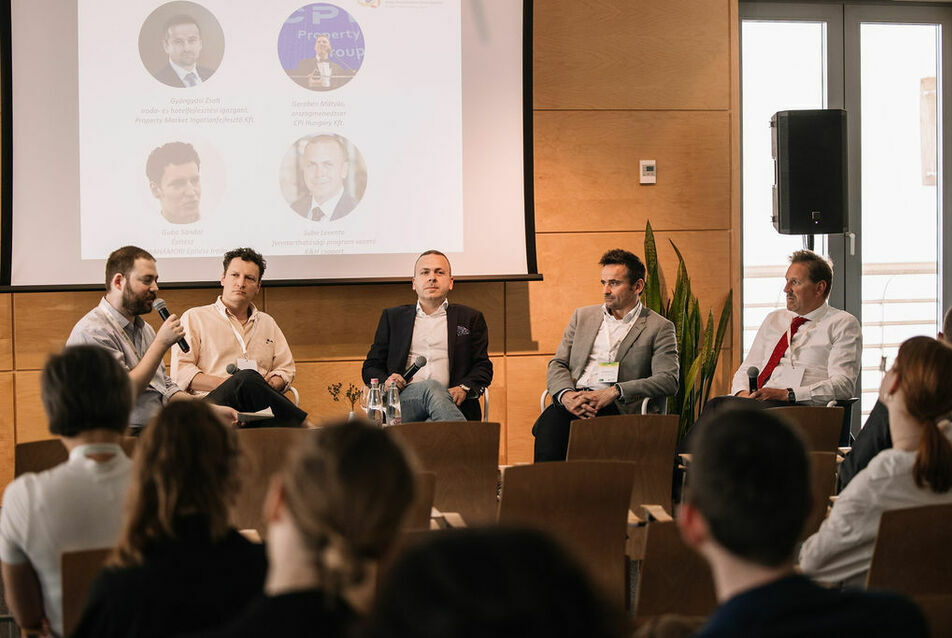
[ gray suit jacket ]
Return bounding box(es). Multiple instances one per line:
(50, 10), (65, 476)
(547, 305), (679, 414)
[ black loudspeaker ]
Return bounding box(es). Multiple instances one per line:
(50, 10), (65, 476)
(770, 109), (848, 235)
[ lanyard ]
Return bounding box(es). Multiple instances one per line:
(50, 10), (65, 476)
(96, 305), (164, 393)
(216, 303), (257, 358)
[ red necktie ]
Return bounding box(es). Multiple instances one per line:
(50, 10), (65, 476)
(757, 316), (809, 388)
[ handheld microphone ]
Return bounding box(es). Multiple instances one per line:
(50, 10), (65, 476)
(225, 363), (237, 375)
(152, 298), (190, 353)
(747, 367), (759, 393)
(402, 355), (427, 382)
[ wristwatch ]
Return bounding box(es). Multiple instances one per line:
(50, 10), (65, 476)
(786, 388), (796, 404)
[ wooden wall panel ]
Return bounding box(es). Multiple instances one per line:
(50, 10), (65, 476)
(13, 292), (103, 370)
(504, 355), (550, 465)
(0, 295), (12, 370)
(506, 231), (733, 354)
(14, 371), (48, 444)
(268, 282), (505, 361)
(534, 0), (730, 110)
(290, 360), (365, 421)
(534, 111), (730, 232)
(0, 374), (15, 485)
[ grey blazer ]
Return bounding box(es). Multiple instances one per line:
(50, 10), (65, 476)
(547, 305), (679, 414)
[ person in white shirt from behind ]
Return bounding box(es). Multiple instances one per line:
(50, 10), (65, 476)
(799, 336), (952, 587)
(0, 346), (135, 637)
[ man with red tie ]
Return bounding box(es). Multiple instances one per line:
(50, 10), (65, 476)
(683, 250), (861, 447)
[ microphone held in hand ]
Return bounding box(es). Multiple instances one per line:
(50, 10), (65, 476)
(152, 298), (190, 353)
(747, 367), (759, 393)
(402, 355), (427, 382)
(225, 363), (237, 375)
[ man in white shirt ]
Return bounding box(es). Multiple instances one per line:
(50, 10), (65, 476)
(153, 14), (215, 88)
(683, 250), (861, 448)
(290, 136), (358, 222)
(362, 250), (493, 422)
(532, 249), (679, 462)
(0, 346), (135, 637)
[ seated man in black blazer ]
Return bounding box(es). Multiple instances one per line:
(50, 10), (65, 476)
(362, 250), (492, 422)
(679, 407), (926, 637)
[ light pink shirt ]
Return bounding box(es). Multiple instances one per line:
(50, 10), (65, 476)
(171, 297), (295, 396)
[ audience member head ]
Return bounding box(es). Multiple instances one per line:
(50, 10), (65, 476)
(266, 419), (414, 609)
(680, 408), (811, 570)
(365, 527), (624, 638)
(880, 336), (952, 492)
(940, 305), (952, 342)
(113, 401), (239, 566)
(42, 345), (132, 438)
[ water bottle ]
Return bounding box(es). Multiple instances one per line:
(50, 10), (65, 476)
(367, 378), (384, 426)
(385, 384), (402, 426)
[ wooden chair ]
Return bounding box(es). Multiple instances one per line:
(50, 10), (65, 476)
(866, 503), (952, 595)
(61, 547), (112, 637)
(566, 414), (679, 514)
(15, 437), (137, 477)
(231, 427), (316, 534)
(388, 421), (500, 525)
(497, 460), (634, 608)
(634, 520), (716, 625)
(404, 472), (437, 530)
(800, 451), (837, 541)
(767, 406), (843, 452)
(913, 594), (952, 637)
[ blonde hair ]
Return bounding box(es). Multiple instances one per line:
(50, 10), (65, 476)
(280, 419), (415, 595)
(113, 402), (240, 566)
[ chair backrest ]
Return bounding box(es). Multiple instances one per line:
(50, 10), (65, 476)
(61, 547), (112, 637)
(231, 427), (316, 534)
(15, 437), (138, 478)
(767, 406), (843, 452)
(388, 421), (500, 525)
(866, 503), (952, 595)
(634, 520), (717, 624)
(498, 460), (633, 607)
(800, 451), (837, 541)
(15, 439), (67, 477)
(913, 594), (952, 637)
(404, 472), (437, 530)
(566, 414), (679, 513)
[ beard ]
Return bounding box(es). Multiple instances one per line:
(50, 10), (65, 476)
(121, 285), (155, 316)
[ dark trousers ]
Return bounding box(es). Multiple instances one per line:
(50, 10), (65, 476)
(206, 369), (307, 427)
(837, 399), (891, 492)
(532, 401), (620, 462)
(679, 395), (791, 453)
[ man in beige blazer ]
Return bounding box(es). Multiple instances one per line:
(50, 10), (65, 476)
(533, 249), (679, 462)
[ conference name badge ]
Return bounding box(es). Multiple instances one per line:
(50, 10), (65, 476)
(596, 362), (620, 383)
(236, 358), (258, 371)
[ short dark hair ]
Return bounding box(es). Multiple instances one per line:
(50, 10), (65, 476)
(366, 528), (624, 638)
(789, 250), (833, 299)
(686, 407), (811, 567)
(163, 14), (201, 40)
(222, 247), (266, 279)
(105, 245), (155, 290)
(146, 142), (200, 185)
(599, 249), (646, 284)
(413, 250), (451, 275)
(42, 346), (132, 437)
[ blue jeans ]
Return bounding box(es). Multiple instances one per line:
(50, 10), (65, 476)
(399, 379), (466, 422)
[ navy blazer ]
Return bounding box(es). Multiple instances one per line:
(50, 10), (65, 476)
(362, 303), (492, 420)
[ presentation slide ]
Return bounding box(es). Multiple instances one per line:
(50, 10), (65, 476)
(4, 0), (532, 286)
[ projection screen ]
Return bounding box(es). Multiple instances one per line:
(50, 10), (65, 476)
(0, 0), (536, 288)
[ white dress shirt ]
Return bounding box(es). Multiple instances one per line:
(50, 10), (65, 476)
(308, 187), (344, 222)
(731, 302), (861, 404)
(575, 301), (643, 390)
(407, 299), (450, 388)
(169, 59), (203, 86)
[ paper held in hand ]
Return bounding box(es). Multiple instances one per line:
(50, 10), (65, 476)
(237, 407), (274, 424)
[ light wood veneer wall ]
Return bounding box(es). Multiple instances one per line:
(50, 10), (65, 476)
(0, 0), (741, 484)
